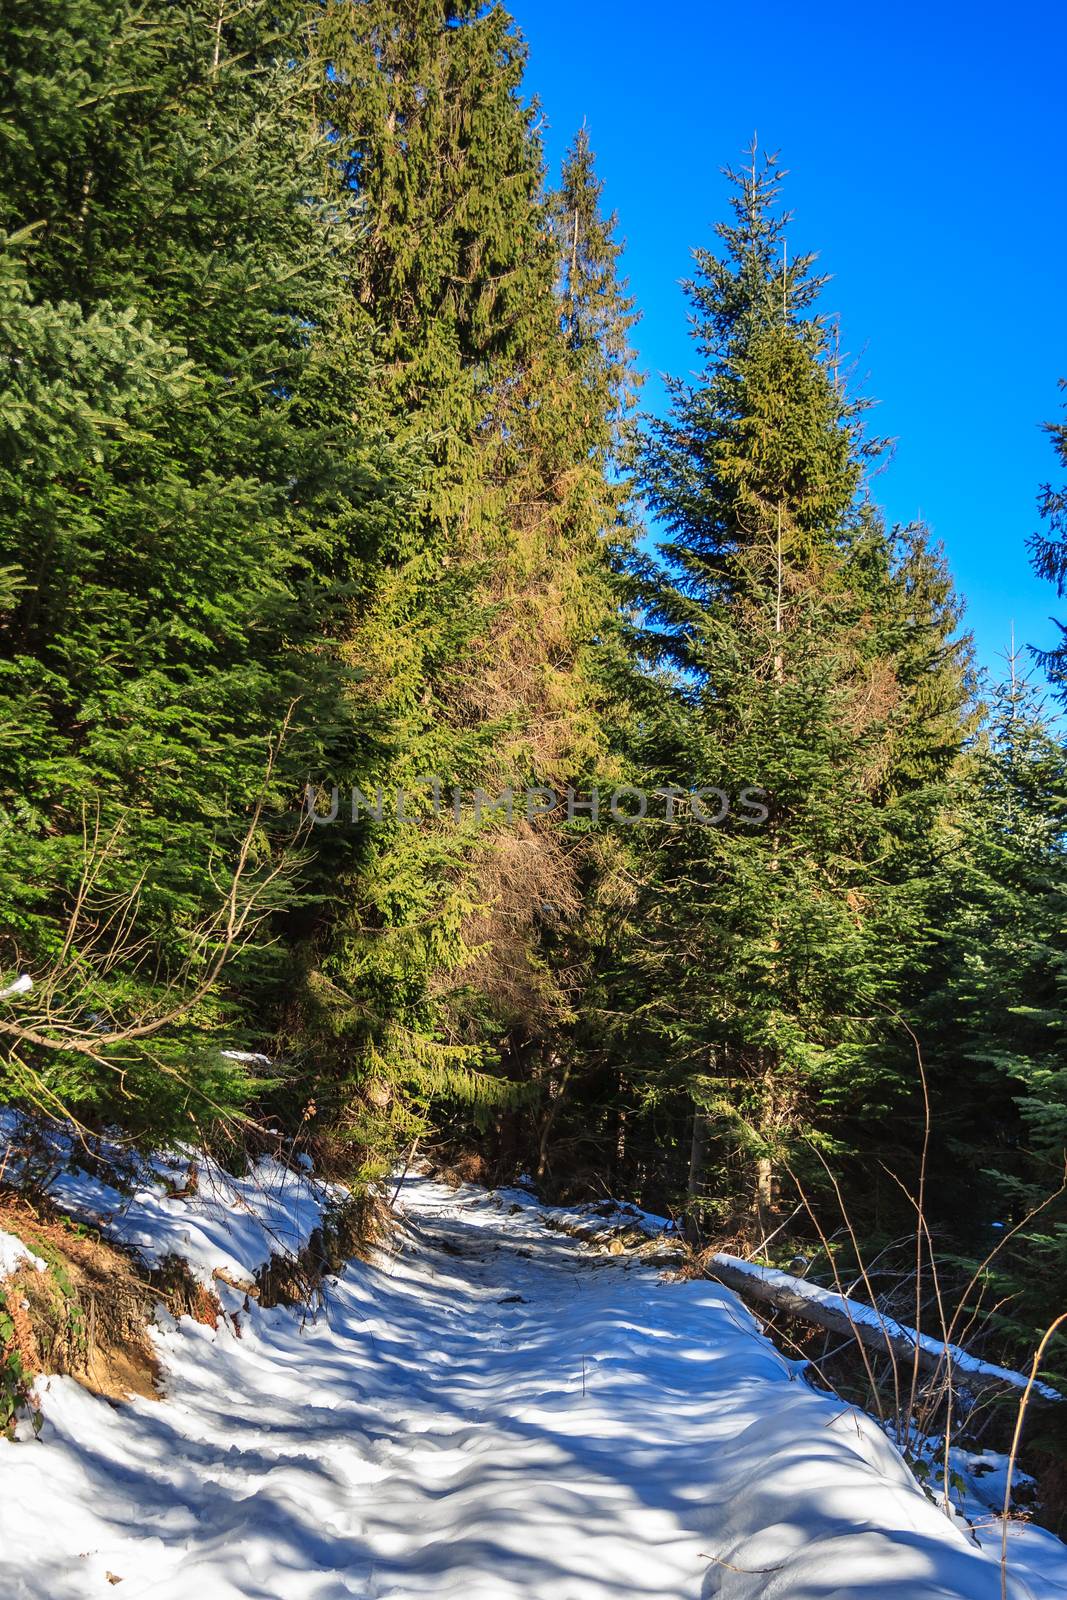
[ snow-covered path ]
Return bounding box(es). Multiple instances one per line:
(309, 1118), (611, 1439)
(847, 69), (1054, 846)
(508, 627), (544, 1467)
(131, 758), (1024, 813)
(0, 1174), (1060, 1599)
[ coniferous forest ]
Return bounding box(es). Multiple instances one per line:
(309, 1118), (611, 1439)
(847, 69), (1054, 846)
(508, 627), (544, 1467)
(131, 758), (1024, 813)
(2, 0), (1066, 1508)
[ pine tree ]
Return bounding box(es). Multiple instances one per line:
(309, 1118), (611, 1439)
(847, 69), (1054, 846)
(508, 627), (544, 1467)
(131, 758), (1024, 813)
(906, 659), (1067, 1342)
(600, 149), (971, 1234)
(289, 4), (632, 1169)
(0, 0), (410, 1138)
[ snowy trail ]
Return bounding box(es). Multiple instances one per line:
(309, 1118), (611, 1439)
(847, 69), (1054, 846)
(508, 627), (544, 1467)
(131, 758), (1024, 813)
(1, 1173), (1061, 1599)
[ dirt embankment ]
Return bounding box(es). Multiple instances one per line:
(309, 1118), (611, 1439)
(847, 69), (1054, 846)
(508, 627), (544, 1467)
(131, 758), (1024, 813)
(0, 1187), (164, 1414)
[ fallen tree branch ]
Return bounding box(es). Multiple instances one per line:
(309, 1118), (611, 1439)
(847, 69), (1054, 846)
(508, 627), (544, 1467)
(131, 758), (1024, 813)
(707, 1253), (1061, 1402)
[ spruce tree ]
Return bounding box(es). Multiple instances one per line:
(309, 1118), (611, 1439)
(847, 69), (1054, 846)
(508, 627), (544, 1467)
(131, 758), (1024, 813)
(515, 126), (644, 1182)
(604, 150), (971, 1234)
(907, 661), (1067, 1340)
(0, 0), (409, 1139)
(551, 126), (641, 474)
(291, 3), (631, 1168)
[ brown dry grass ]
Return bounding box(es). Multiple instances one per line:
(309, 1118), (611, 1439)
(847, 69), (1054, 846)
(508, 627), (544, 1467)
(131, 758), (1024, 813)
(436, 1152), (490, 1189)
(256, 1188), (392, 1311)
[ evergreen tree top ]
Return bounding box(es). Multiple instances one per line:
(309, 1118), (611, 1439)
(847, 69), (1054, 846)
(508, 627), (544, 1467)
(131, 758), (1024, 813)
(1029, 378), (1067, 702)
(687, 142), (829, 362)
(642, 144), (864, 627)
(551, 124), (641, 469)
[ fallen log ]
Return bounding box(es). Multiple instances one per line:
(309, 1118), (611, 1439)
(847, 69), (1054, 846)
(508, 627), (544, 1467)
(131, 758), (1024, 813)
(707, 1252), (1060, 1402)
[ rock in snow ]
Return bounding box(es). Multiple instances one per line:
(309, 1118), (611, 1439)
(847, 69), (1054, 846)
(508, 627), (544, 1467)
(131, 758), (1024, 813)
(0, 1169), (1065, 1599)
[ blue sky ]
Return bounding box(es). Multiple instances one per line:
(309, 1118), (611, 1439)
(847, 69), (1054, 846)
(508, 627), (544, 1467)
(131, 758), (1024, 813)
(516, 0), (1067, 684)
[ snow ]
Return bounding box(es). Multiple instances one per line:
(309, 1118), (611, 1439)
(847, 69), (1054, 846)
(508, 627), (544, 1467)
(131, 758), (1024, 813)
(0, 1166), (1064, 1599)
(535, 1198), (1057, 1403)
(48, 1148), (344, 1291)
(711, 1251), (1062, 1402)
(0, 1110), (343, 1290)
(0, 1229), (46, 1277)
(536, 1193), (678, 1244)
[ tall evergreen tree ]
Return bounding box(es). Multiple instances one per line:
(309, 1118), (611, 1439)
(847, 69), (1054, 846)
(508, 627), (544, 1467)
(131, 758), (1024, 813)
(0, 0), (410, 1138)
(907, 659), (1067, 1342)
(289, 3), (632, 1168)
(513, 126), (644, 1182)
(551, 126), (641, 473)
(596, 150), (972, 1234)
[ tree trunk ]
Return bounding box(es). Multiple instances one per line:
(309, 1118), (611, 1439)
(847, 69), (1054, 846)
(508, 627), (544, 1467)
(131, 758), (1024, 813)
(684, 1105), (710, 1247)
(753, 1050), (779, 1239)
(706, 1254), (1057, 1401)
(534, 1051), (568, 1181)
(495, 1032), (537, 1176)
(755, 1154), (775, 1239)
(613, 1089), (628, 1190)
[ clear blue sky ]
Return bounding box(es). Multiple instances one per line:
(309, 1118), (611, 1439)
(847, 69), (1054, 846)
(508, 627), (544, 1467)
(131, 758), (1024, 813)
(516, 0), (1067, 683)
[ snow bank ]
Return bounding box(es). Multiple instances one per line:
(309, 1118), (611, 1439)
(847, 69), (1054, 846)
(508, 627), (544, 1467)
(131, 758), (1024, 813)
(536, 1189), (1060, 1404)
(51, 1149), (346, 1289)
(534, 1191), (677, 1245)
(0, 1111), (346, 1289)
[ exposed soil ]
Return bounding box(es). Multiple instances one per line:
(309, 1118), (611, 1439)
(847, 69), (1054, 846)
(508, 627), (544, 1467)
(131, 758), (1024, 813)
(0, 1187), (160, 1402)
